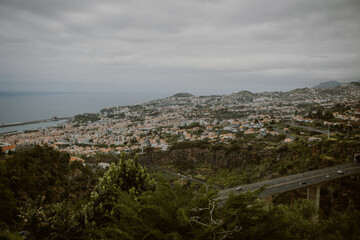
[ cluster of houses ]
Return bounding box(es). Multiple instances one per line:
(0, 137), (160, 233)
(1, 114), (283, 157)
(1, 92), (359, 159)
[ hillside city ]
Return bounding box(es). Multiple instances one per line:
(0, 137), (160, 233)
(2, 1), (360, 237)
(1, 82), (360, 162)
(1, 82), (360, 240)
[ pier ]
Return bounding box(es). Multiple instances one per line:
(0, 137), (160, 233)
(0, 117), (71, 128)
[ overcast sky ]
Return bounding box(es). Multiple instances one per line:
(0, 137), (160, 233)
(0, 0), (359, 95)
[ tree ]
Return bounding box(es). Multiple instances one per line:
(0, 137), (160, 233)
(5, 145), (70, 202)
(0, 161), (17, 226)
(20, 196), (50, 239)
(269, 200), (319, 239)
(47, 202), (82, 240)
(83, 153), (156, 225)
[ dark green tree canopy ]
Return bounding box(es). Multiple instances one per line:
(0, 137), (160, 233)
(5, 145), (70, 202)
(84, 153), (156, 225)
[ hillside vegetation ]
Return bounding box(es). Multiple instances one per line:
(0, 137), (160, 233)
(141, 137), (360, 186)
(1, 146), (360, 239)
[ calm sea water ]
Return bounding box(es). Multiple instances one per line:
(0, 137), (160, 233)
(0, 91), (167, 133)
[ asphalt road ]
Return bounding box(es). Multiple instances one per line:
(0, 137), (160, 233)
(285, 121), (332, 135)
(110, 152), (360, 200)
(218, 162), (360, 200)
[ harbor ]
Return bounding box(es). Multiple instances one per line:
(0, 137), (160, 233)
(0, 117), (71, 128)
(0, 117), (71, 135)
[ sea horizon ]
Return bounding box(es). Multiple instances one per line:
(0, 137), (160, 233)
(0, 91), (169, 126)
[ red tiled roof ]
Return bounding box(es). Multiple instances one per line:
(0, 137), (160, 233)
(1, 145), (16, 153)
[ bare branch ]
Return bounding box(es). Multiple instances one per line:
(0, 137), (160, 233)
(190, 216), (209, 227)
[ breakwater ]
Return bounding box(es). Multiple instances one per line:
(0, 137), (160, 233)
(0, 117), (71, 128)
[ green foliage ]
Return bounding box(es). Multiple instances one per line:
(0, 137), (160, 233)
(47, 202), (82, 240)
(67, 160), (100, 202)
(277, 133), (287, 141)
(2, 145), (360, 239)
(87, 181), (226, 239)
(213, 108), (248, 120)
(84, 153), (156, 225)
(1, 145), (100, 234)
(170, 140), (211, 150)
(73, 113), (100, 123)
(172, 92), (194, 97)
(219, 192), (271, 240)
(319, 206), (360, 240)
(0, 231), (24, 240)
(18, 196), (84, 240)
(5, 145), (70, 202)
(94, 143), (108, 148)
(273, 200), (319, 239)
(85, 152), (118, 164)
(163, 137), (360, 188)
(130, 137), (138, 145)
(173, 158), (196, 172)
(0, 161), (17, 226)
(101, 181), (198, 239)
(179, 122), (202, 129)
(20, 196), (50, 239)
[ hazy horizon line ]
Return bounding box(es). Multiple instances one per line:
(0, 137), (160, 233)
(0, 80), (353, 97)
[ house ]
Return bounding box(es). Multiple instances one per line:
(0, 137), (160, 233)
(70, 156), (85, 162)
(308, 137), (322, 142)
(206, 126), (214, 131)
(284, 138), (293, 143)
(184, 133), (192, 140)
(161, 144), (169, 151)
(1, 145), (16, 154)
(77, 137), (89, 144)
(259, 128), (267, 136)
(98, 162), (110, 168)
(244, 129), (255, 135)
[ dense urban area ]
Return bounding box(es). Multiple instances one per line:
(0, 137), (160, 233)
(2, 82), (360, 157)
(1, 81), (360, 239)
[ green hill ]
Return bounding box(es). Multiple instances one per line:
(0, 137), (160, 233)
(172, 92), (194, 97)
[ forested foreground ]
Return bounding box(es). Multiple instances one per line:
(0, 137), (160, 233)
(1, 146), (360, 239)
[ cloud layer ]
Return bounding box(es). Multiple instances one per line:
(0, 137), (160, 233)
(1, 0), (359, 94)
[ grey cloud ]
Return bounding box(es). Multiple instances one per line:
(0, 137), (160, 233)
(0, 0), (359, 94)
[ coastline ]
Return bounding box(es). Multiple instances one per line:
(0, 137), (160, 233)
(0, 119), (69, 135)
(0, 117), (71, 128)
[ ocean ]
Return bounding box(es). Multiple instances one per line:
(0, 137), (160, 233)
(0, 91), (167, 133)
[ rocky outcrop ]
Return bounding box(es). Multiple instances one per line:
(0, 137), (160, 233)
(139, 140), (359, 170)
(140, 145), (296, 168)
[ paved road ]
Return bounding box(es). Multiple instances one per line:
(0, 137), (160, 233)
(285, 121), (332, 135)
(218, 162), (360, 201)
(110, 152), (360, 200)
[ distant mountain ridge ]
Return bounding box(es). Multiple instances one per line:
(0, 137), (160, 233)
(158, 81), (360, 105)
(102, 81), (360, 118)
(230, 81), (360, 102)
(314, 81), (341, 89)
(172, 93), (194, 98)
(168, 81), (359, 99)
